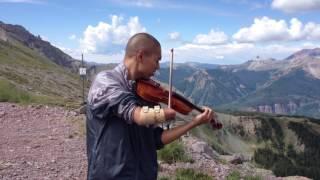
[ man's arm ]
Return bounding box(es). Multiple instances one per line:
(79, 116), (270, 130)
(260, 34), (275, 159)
(132, 106), (176, 126)
(132, 105), (214, 145)
(161, 107), (214, 145)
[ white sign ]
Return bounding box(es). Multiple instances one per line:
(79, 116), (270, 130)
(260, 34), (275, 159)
(79, 68), (86, 75)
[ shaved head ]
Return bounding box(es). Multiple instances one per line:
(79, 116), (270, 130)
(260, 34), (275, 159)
(125, 33), (161, 58)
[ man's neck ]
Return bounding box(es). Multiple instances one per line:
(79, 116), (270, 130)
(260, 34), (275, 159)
(124, 58), (137, 80)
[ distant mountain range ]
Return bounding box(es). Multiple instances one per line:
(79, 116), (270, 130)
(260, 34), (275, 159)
(1, 21), (320, 118)
(156, 48), (320, 118)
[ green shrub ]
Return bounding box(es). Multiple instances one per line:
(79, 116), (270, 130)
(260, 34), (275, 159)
(226, 170), (241, 180)
(226, 170), (261, 180)
(0, 79), (31, 103)
(0, 79), (67, 106)
(244, 175), (262, 180)
(175, 168), (212, 180)
(157, 140), (193, 164)
(158, 176), (170, 180)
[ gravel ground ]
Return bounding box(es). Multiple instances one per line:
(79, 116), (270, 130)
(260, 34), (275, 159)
(0, 103), (87, 180)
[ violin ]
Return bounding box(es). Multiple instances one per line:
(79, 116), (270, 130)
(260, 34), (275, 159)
(135, 79), (223, 129)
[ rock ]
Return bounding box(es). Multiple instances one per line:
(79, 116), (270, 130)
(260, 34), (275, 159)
(0, 111), (6, 118)
(230, 154), (244, 164)
(36, 105), (43, 109)
(190, 141), (219, 159)
(78, 105), (87, 114)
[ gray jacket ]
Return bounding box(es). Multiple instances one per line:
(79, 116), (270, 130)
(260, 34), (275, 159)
(86, 63), (164, 180)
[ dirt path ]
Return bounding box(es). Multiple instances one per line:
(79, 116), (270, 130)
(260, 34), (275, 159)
(0, 103), (87, 180)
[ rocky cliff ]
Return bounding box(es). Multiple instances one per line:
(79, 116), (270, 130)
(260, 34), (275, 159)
(0, 21), (81, 72)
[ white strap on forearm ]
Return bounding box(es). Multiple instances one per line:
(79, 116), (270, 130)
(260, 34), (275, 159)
(140, 105), (166, 125)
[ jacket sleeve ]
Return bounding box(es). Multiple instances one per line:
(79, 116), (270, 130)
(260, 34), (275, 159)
(87, 72), (138, 124)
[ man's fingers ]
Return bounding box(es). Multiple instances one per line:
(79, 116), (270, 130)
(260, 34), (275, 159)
(203, 106), (213, 119)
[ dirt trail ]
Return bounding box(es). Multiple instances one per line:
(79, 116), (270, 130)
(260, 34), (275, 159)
(0, 103), (87, 180)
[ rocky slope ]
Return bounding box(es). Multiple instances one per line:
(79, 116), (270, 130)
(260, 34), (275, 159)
(1, 103), (312, 180)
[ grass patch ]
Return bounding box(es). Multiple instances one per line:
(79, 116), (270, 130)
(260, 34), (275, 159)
(226, 170), (261, 180)
(0, 78), (69, 106)
(158, 177), (170, 180)
(0, 78), (32, 103)
(226, 170), (241, 180)
(175, 169), (212, 180)
(157, 140), (193, 164)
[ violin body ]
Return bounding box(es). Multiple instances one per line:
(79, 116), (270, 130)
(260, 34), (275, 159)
(135, 79), (222, 129)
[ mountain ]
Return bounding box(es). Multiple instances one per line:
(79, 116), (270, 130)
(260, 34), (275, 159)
(0, 21), (84, 106)
(160, 61), (219, 69)
(220, 58), (287, 72)
(191, 111), (320, 179)
(222, 48), (320, 118)
(0, 21), (81, 72)
(155, 48), (320, 118)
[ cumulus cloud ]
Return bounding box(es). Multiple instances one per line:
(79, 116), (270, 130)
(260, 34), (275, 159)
(233, 17), (320, 43)
(193, 29), (228, 45)
(168, 32), (180, 41)
(172, 42), (254, 64)
(59, 45), (124, 63)
(80, 15), (146, 53)
(271, 0), (320, 12)
(169, 41), (320, 64)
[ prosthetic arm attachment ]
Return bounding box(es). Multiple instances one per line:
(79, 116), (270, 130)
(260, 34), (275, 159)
(139, 105), (166, 125)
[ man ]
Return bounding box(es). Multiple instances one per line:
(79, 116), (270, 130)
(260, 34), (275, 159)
(86, 32), (215, 180)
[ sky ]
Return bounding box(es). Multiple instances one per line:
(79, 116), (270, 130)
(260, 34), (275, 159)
(1, 0), (320, 64)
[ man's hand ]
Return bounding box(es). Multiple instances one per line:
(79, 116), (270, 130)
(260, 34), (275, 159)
(163, 108), (176, 121)
(192, 106), (214, 126)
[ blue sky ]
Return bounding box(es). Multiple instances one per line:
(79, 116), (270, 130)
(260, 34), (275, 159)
(1, 0), (320, 64)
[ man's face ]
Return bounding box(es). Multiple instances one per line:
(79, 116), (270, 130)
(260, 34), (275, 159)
(139, 46), (161, 79)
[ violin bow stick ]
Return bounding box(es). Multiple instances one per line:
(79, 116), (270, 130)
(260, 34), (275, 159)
(167, 48), (174, 129)
(168, 48), (173, 109)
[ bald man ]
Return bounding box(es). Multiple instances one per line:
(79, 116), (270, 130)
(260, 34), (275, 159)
(86, 33), (214, 180)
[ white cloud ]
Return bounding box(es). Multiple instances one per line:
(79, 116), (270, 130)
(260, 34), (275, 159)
(172, 42), (255, 64)
(165, 40), (320, 64)
(271, 0), (320, 12)
(80, 15), (146, 53)
(168, 32), (180, 41)
(69, 34), (77, 40)
(233, 17), (320, 43)
(58, 45), (124, 64)
(193, 29), (228, 45)
(110, 0), (154, 7)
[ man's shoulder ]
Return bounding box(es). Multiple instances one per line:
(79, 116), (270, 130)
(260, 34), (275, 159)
(95, 69), (119, 82)
(96, 64), (123, 79)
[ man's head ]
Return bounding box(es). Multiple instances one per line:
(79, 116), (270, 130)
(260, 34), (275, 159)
(124, 33), (162, 79)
